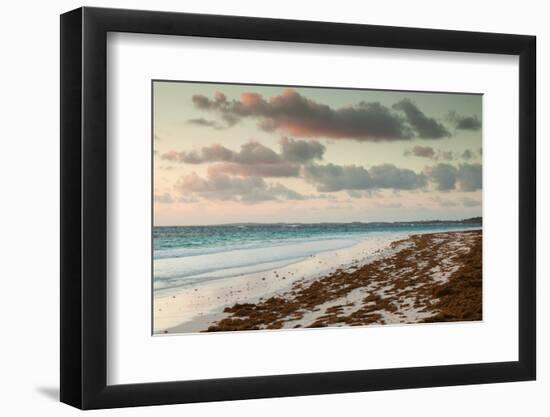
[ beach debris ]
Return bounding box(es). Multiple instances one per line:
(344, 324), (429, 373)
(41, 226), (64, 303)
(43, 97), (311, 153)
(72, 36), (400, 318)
(203, 230), (482, 332)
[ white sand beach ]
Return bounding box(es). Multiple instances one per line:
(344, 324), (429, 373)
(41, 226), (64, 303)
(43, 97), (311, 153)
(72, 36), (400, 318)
(154, 233), (408, 334)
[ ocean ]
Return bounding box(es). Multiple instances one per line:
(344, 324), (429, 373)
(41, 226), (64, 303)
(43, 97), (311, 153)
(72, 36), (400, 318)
(153, 221), (481, 293)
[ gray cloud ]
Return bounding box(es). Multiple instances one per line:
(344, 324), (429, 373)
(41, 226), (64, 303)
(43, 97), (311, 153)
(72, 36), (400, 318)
(370, 164), (427, 189)
(192, 91), (227, 110)
(280, 137), (325, 163)
(227, 142), (281, 164)
(174, 172), (305, 202)
(304, 164), (370, 192)
(304, 163), (426, 192)
(192, 89), (419, 141)
(161, 139), (326, 178)
(447, 111), (482, 131)
(186, 118), (224, 129)
(457, 163), (482, 191)
(461, 149), (474, 160)
(162, 142), (281, 165)
(456, 116), (482, 131)
(405, 147), (461, 161)
(425, 163), (482, 191)
(191, 89), (484, 142)
(392, 99), (451, 139)
(425, 164), (457, 191)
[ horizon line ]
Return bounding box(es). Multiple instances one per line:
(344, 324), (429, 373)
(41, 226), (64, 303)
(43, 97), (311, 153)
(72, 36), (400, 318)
(153, 216), (482, 228)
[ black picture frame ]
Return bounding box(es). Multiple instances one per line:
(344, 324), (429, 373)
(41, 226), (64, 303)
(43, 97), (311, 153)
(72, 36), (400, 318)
(60, 6), (536, 410)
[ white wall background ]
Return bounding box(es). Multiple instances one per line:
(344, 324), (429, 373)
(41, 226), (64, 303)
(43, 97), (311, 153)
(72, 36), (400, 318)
(0, 0), (545, 415)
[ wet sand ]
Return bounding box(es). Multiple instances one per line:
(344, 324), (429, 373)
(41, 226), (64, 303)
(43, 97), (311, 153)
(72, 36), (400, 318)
(203, 230), (482, 332)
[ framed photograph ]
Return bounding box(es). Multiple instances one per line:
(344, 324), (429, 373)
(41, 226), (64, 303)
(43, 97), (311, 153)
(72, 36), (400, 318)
(60, 7), (536, 409)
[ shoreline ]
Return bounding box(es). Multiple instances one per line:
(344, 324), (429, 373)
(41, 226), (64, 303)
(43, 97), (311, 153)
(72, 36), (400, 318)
(154, 228), (481, 334)
(154, 232), (409, 333)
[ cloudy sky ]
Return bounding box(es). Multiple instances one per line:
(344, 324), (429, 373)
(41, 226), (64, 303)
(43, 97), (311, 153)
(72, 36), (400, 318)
(153, 81), (482, 226)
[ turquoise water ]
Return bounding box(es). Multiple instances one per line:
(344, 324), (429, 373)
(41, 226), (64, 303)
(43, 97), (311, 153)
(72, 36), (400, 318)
(153, 220), (481, 292)
(154, 221), (480, 258)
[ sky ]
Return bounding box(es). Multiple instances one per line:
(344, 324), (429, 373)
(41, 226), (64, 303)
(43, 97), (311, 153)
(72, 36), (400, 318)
(153, 81), (482, 226)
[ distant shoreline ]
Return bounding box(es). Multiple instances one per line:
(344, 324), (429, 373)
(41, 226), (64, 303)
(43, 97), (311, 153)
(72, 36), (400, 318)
(154, 217), (482, 228)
